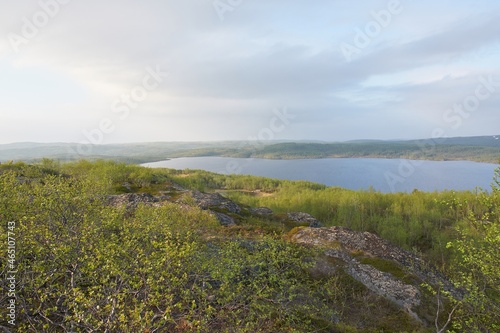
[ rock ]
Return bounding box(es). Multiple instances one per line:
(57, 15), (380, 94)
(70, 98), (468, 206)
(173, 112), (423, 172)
(250, 207), (274, 216)
(190, 191), (241, 214)
(107, 193), (160, 209)
(289, 226), (461, 322)
(290, 226), (457, 295)
(287, 212), (323, 228)
(293, 226), (400, 257)
(309, 257), (339, 278)
(211, 211), (236, 226)
(325, 249), (421, 316)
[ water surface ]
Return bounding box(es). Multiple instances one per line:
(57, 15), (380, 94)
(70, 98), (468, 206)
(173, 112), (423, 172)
(143, 157), (498, 193)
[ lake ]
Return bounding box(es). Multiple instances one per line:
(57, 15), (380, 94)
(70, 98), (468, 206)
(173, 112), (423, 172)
(142, 157), (499, 193)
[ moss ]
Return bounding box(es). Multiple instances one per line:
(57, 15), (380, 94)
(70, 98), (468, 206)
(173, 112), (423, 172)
(284, 226), (307, 241)
(244, 216), (288, 234)
(356, 256), (419, 285)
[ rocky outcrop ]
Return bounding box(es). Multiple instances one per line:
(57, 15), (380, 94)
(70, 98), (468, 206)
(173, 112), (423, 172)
(183, 191), (242, 226)
(287, 212), (323, 228)
(107, 193), (163, 209)
(290, 226), (457, 295)
(211, 212), (237, 226)
(292, 226), (409, 259)
(190, 190), (241, 214)
(108, 191), (239, 226)
(107, 186), (328, 230)
(250, 207), (274, 216)
(289, 226), (459, 323)
(325, 248), (421, 320)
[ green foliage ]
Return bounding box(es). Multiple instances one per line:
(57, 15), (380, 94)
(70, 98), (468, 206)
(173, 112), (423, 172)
(1, 159), (498, 332)
(443, 171), (500, 332)
(0, 162), (336, 332)
(194, 239), (338, 332)
(249, 141), (500, 162)
(166, 169), (289, 192)
(224, 182), (471, 265)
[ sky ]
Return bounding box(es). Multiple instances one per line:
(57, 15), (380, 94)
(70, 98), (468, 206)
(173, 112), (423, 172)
(1, 0), (500, 144)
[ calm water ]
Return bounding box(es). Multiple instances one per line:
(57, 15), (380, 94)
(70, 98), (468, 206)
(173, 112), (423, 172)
(143, 157), (498, 193)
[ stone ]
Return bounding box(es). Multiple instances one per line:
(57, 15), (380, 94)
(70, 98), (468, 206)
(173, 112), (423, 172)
(107, 193), (160, 209)
(211, 211), (236, 226)
(190, 190), (241, 214)
(290, 226), (457, 295)
(250, 207), (274, 216)
(287, 212), (323, 228)
(289, 226), (462, 322)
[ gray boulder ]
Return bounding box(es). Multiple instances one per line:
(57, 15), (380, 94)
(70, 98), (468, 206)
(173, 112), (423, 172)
(250, 207), (274, 216)
(212, 211), (236, 226)
(190, 190), (241, 214)
(287, 212), (323, 228)
(107, 193), (160, 209)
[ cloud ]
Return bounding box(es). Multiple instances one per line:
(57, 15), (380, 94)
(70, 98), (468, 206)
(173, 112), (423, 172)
(0, 0), (499, 143)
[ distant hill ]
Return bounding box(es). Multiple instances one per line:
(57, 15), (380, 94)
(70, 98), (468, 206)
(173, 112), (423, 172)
(407, 135), (500, 147)
(0, 142), (241, 163)
(0, 135), (499, 164)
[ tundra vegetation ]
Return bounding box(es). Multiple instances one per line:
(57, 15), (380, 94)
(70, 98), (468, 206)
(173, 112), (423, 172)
(0, 159), (498, 332)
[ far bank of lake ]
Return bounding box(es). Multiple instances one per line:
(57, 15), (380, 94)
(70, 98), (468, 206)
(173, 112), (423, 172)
(143, 157), (498, 193)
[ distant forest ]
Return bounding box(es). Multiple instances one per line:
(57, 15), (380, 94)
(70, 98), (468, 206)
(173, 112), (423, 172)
(179, 141), (500, 163)
(0, 135), (499, 164)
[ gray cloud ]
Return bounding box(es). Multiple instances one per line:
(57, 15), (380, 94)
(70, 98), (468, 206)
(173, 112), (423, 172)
(0, 0), (499, 143)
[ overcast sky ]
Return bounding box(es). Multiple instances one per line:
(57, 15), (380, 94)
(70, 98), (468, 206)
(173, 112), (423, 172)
(1, 0), (499, 144)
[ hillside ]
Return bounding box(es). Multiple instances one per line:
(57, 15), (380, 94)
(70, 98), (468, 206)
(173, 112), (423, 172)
(1, 135), (499, 163)
(1, 160), (498, 332)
